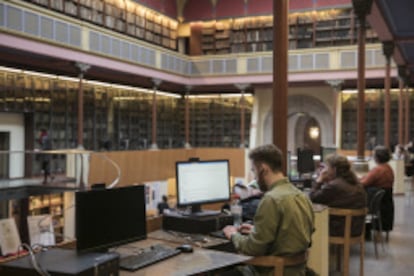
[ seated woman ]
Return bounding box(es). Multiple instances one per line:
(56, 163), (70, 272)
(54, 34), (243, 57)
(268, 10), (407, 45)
(309, 154), (367, 236)
(360, 145), (395, 237)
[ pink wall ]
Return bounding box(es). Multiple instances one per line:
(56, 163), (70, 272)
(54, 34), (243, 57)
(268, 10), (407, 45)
(247, 0), (272, 15)
(216, 0), (245, 18)
(132, 0), (177, 19)
(184, 0), (214, 22)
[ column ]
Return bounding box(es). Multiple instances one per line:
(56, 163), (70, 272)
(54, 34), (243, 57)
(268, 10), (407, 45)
(326, 80), (343, 147)
(75, 62), (91, 148)
(352, 0), (373, 160)
(150, 78), (162, 149)
(235, 84), (250, 148)
(383, 41), (394, 149)
(273, 0), (288, 174)
(184, 85), (192, 149)
(398, 66), (406, 146)
(405, 80), (410, 145)
(74, 62), (90, 191)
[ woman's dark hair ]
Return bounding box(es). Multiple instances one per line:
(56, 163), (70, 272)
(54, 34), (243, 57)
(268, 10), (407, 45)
(249, 144), (283, 173)
(325, 154), (358, 185)
(373, 145), (391, 164)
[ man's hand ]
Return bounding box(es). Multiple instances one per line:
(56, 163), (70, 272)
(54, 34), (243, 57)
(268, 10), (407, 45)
(223, 225), (238, 240)
(238, 223), (253, 235)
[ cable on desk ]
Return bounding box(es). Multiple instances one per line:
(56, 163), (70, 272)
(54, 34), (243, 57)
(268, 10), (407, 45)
(18, 243), (50, 276)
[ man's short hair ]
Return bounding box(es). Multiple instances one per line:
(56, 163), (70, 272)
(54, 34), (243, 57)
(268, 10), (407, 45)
(248, 144), (283, 172)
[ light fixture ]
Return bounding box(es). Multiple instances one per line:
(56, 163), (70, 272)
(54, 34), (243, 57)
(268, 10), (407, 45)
(309, 127), (320, 139)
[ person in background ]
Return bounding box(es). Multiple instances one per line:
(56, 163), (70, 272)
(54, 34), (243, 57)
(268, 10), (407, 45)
(309, 154), (367, 237)
(222, 144), (314, 276)
(157, 195), (170, 215)
(38, 129), (52, 184)
(360, 145), (395, 238)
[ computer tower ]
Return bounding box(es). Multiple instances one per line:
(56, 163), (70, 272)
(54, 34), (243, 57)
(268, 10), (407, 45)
(162, 211), (233, 234)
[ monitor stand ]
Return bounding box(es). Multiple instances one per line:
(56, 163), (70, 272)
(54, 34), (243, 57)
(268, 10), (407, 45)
(182, 204), (220, 217)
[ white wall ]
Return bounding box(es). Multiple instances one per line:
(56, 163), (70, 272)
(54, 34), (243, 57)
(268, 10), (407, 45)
(0, 113), (25, 178)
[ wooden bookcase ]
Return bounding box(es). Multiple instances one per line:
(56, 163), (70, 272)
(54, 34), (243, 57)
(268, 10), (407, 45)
(29, 193), (65, 243)
(27, 0), (178, 51)
(193, 7), (378, 55)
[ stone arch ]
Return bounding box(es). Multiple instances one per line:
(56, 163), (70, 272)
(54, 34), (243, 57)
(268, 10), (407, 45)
(263, 95), (333, 153)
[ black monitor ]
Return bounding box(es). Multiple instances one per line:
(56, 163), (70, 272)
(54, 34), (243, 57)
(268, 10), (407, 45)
(176, 159), (231, 215)
(297, 148), (315, 175)
(75, 185), (146, 253)
(320, 146), (337, 162)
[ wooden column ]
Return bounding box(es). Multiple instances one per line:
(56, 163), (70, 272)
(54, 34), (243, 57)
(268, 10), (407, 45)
(75, 62), (90, 148)
(235, 84), (249, 148)
(150, 79), (162, 149)
(397, 66), (407, 146)
(184, 85), (192, 149)
(398, 76), (404, 146)
(326, 80), (343, 146)
(240, 91), (245, 148)
(383, 41), (394, 149)
(352, 0), (373, 160)
(405, 83), (410, 145)
(273, 0), (289, 174)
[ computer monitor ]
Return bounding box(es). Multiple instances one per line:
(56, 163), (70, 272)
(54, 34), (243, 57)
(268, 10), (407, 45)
(297, 148), (315, 175)
(320, 146), (337, 162)
(75, 185), (146, 253)
(176, 159), (231, 215)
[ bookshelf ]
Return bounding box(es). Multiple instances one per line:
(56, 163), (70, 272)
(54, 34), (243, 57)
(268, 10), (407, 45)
(29, 193), (65, 243)
(27, 0), (178, 51)
(193, 7), (378, 55)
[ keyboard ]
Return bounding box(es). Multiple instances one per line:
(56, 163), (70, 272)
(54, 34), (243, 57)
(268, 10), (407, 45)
(209, 230), (227, 239)
(119, 244), (181, 271)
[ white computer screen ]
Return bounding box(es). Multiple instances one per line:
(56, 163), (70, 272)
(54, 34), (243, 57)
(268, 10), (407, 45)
(176, 160), (231, 207)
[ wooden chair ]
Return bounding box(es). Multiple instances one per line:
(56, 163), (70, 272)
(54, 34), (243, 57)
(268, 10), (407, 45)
(244, 251), (308, 276)
(365, 189), (386, 258)
(329, 207), (367, 276)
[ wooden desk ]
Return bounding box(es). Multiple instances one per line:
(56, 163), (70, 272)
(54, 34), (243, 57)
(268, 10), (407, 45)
(308, 204), (329, 276)
(118, 238), (251, 276)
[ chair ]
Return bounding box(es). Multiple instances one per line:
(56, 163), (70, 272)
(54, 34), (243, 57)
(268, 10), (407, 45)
(329, 207), (367, 276)
(244, 251), (308, 276)
(365, 189), (386, 258)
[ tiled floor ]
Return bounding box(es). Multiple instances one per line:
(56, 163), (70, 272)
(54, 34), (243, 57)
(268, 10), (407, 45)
(330, 195), (414, 276)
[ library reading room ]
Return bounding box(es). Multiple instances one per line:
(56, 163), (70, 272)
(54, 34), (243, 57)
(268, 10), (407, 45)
(1, 0), (414, 275)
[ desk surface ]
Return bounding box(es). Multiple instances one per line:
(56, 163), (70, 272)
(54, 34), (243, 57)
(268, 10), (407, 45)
(118, 238), (251, 276)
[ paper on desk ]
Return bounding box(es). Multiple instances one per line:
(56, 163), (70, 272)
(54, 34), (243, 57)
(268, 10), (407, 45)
(27, 215), (55, 247)
(0, 218), (21, 255)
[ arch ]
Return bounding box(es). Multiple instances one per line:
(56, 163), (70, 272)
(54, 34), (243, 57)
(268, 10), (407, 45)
(262, 95), (333, 153)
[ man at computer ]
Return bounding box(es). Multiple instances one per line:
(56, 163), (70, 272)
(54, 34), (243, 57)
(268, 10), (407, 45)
(222, 144), (315, 276)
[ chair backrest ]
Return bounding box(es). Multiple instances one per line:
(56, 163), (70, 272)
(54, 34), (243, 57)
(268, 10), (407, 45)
(368, 189), (385, 216)
(328, 207), (368, 245)
(244, 251), (308, 276)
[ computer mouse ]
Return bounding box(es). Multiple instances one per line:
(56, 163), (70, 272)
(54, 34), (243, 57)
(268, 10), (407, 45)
(176, 244), (193, 253)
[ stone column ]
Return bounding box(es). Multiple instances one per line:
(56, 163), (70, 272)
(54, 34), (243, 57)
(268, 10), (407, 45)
(150, 78), (162, 149)
(184, 85), (192, 149)
(383, 41), (394, 149)
(326, 80), (343, 147)
(235, 84), (250, 148)
(273, 0), (288, 174)
(352, 0), (373, 160)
